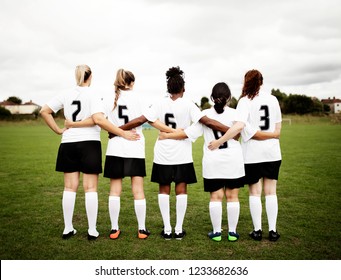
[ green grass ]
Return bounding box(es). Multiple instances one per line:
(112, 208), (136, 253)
(0, 116), (340, 260)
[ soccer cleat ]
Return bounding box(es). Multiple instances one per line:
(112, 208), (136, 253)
(249, 229), (262, 241)
(228, 232), (240, 242)
(87, 233), (99, 241)
(109, 229), (121, 240)
(160, 230), (172, 240)
(174, 230), (186, 240)
(138, 229), (151, 239)
(269, 230), (280, 241)
(208, 231), (222, 242)
(62, 229), (77, 239)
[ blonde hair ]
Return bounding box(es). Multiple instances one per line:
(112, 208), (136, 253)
(113, 69), (135, 110)
(75, 65), (92, 86)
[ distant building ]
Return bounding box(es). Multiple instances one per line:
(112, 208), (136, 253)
(0, 100), (41, 115)
(321, 97), (341, 114)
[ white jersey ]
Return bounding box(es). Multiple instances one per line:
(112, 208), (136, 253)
(236, 92), (282, 164)
(144, 95), (204, 164)
(47, 86), (103, 143)
(185, 107), (245, 179)
(104, 90), (145, 159)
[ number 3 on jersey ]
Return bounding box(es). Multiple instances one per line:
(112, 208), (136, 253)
(259, 105), (270, 130)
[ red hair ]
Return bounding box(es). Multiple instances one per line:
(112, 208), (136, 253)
(240, 69), (263, 100)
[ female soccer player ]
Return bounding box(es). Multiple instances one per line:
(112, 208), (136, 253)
(208, 70), (282, 242)
(40, 65), (138, 240)
(101, 68), (181, 240)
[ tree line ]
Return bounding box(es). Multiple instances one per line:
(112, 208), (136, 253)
(199, 89), (331, 115)
(0, 91), (333, 120)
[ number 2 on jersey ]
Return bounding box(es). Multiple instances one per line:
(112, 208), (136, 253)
(259, 105), (270, 130)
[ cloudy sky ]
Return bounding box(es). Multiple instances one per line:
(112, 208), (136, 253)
(1, 0), (340, 106)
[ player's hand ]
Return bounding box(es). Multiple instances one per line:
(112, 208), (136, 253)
(123, 129), (140, 141)
(158, 132), (168, 140)
(64, 119), (73, 128)
(208, 139), (221, 150)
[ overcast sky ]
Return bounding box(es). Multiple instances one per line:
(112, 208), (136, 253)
(1, 0), (340, 106)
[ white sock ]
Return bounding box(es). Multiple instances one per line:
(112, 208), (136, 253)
(209, 201), (222, 233)
(85, 192), (99, 237)
(266, 195), (278, 232)
(249, 196), (262, 231)
(158, 194), (171, 233)
(62, 191), (76, 234)
(227, 201), (240, 233)
(109, 196), (120, 230)
(175, 194), (187, 234)
(134, 199), (146, 230)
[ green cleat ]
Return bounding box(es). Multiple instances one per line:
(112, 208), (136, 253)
(228, 232), (240, 242)
(208, 231), (222, 242)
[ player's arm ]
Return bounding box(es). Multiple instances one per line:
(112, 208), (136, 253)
(107, 115), (147, 139)
(117, 115), (174, 133)
(64, 117), (95, 128)
(252, 122), (282, 140)
(40, 105), (66, 135)
(159, 130), (187, 140)
(208, 121), (245, 150)
(199, 115), (229, 132)
(92, 112), (140, 141)
(199, 115), (240, 140)
(148, 119), (175, 133)
(109, 116), (176, 139)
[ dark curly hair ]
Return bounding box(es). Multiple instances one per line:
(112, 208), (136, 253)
(210, 82), (231, 114)
(240, 69), (263, 100)
(166, 66), (185, 94)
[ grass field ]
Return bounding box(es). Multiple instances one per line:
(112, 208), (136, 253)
(0, 116), (340, 260)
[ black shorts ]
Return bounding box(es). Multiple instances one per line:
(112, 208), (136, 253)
(56, 141), (102, 174)
(203, 177), (245, 193)
(104, 156), (146, 179)
(244, 160), (281, 185)
(151, 162), (197, 185)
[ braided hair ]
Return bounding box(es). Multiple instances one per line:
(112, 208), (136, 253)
(113, 69), (135, 110)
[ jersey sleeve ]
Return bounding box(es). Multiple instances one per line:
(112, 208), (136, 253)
(241, 122), (257, 142)
(189, 101), (205, 124)
(184, 122), (203, 142)
(46, 94), (64, 113)
(235, 97), (249, 124)
(273, 97), (282, 123)
(142, 102), (158, 122)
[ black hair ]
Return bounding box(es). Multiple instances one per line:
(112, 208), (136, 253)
(210, 82), (231, 114)
(166, 66), (185, 94)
